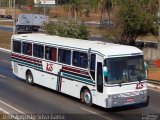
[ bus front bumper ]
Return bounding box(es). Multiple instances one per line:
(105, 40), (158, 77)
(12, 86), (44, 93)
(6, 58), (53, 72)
(106, 93), (148, 108)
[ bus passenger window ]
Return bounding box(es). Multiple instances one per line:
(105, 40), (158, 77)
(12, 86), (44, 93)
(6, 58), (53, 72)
(22, 42), (32, 56)
(45, 46), (57, 61)
(72, 51), (88, 68)
(51, 48), (57, 61)
(58, 49), (71, 65)
(13, 41), (21, 53)
(33, 44), (44, 58)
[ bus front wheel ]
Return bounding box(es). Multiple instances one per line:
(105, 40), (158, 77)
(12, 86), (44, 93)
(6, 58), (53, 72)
(82, 89), (92, 106)
(26, 71), (34, 85)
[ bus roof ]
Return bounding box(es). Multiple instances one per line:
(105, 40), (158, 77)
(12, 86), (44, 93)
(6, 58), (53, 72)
(12, 33), (143, 57)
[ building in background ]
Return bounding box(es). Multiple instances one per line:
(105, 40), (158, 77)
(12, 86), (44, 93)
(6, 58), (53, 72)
(34, 0), (56, 5)
(34, 0), (67, 5)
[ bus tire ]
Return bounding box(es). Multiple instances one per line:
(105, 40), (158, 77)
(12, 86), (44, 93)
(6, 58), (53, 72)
(26, 71), (34, 85)
(82, 89), (92, 106)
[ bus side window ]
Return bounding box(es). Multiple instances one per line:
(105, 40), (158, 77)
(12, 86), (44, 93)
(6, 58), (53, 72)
(58, 49), (71, 65)
(33, 44), (44, 58)
(72, 51), (79, 66)
(72, 51), (88, 68)
(51, 48), (57, 61)
(90, 54), (96, 80)
(13, 41), (21, 53)
(45, 46), (57, 61)
(23, 42), (32, 56)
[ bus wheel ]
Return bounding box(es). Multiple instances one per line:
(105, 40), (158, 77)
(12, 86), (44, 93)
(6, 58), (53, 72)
(26, 71), (34, 85)
(83, 89), (92, 106)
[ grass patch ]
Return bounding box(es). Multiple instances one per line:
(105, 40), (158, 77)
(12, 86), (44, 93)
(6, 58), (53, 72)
(0, 30), (12, 49)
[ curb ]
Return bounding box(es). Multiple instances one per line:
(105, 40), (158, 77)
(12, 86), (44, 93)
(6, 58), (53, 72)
(148, 83), (160, 90)
(0, 47), (11, 53)
(147, 79), (160, 85)
(0, 25), (13, 28)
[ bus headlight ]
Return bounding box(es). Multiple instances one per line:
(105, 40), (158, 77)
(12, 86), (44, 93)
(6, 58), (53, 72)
(108, 94), (121, 99)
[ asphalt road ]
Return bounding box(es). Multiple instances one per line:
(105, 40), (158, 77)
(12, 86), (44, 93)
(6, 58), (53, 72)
(0, 26), (13, 32)
(0, 50), (160, 120)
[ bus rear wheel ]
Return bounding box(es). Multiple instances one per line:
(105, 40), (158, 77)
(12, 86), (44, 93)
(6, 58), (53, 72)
(26, 71), (34, 85)
(82, 89), (92, 106)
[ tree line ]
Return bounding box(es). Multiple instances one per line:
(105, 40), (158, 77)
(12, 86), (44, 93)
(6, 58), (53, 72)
(45, 0), (159, 46)
(1, 0), (159, 45)
(0, 0), (34, 7)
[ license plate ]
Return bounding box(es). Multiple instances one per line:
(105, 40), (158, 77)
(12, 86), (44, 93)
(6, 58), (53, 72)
(126, 98), (134, 103)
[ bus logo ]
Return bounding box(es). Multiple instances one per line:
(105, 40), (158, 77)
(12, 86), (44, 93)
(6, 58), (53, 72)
(46, 63), (53, 72)
(136, 83), (143, 89)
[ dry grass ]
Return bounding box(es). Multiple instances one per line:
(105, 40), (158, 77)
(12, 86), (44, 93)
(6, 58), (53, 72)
(0, 30), (12, 49)
(148, 66), (160, 73)
(138, 35), (159, 42)
(87, 27), (105, 36)
(148, 66), (160, 81)
(87, 27), (115, 38)
(0, 21), (13, 27)
(0, 113), (15, 120)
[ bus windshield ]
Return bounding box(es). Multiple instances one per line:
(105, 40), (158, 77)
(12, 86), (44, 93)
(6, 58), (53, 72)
(104, 55), (146, 84)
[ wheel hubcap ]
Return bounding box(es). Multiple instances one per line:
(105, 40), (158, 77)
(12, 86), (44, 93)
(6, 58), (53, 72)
(28, 74), (32, 83)
(84, 91), (91, 104)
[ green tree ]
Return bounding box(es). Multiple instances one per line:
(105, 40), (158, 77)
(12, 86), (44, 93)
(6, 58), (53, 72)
(43, 19), (89, 39)
(81, 0), (99, 17)
(99, 0), (113, 26)
(25, 0), (34, 6)
(16, 0), (26, 6)
(114, 0), (158, 45)
(64, 0), (81, 20)
(1, 0), (9, 7)
(63, 0), (99, 20)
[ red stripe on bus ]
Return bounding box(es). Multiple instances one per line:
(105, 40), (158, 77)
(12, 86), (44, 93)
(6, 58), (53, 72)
(62, 66), (89, 76)
(11, 54), (42, 64)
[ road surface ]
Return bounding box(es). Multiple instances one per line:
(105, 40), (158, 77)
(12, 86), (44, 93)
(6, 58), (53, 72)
(0, 26), (13, 32)
(0, 50), (160, 120)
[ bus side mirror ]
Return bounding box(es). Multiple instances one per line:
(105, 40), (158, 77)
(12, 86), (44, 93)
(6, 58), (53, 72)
(103, 66), (108, 77)
(144, 61), (147, 70)
(144, 61), (148, 78)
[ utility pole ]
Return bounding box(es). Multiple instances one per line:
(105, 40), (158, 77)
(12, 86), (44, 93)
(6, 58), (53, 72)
(13, 0), (16, 35)
(43, 0), (46, 16)
(9, 0), (10, 9)
(11, 0), (12, 10)
(159, 0), (160, 47)
(0, 0), (1, 8)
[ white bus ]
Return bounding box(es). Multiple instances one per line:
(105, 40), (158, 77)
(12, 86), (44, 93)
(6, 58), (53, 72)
(11, 33), (148, 108)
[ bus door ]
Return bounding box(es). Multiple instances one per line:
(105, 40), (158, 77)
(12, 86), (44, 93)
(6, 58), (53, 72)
(96, 56), (105, 106)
